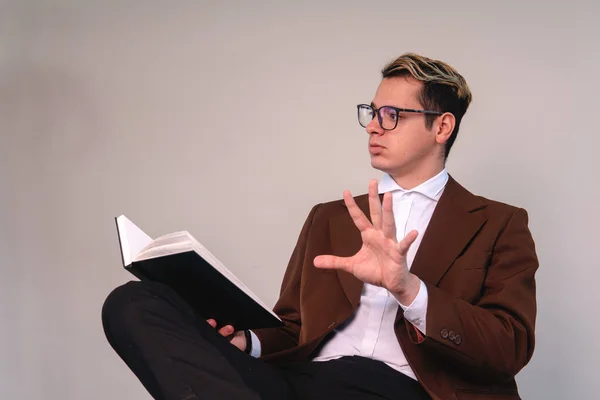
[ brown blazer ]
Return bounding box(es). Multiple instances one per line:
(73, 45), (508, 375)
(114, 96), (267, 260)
(254, 176), (538, 400)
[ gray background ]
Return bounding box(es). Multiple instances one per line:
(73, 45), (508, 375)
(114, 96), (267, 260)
(1, 0), (598, 398)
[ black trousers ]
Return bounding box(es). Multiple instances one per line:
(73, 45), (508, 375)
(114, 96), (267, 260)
(102, 281), (430, 400)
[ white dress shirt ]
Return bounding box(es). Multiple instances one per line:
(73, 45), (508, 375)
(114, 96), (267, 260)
(251, 169), (449, 380)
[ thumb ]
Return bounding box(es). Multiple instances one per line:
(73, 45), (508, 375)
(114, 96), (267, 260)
(397, 230), (418, 255)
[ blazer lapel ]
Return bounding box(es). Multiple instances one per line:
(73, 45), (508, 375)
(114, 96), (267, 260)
(332, 194), (371, 309)
(410, 176), (487, 286)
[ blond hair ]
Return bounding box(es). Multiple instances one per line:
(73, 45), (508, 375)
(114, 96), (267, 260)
(382, 53), (472, 158)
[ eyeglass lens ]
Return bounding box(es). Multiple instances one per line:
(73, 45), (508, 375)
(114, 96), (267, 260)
(358, 105), (398, 130)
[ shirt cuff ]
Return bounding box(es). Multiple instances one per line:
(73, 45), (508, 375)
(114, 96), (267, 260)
(397, 280), (428, 334)
(249, 330), (262, 358)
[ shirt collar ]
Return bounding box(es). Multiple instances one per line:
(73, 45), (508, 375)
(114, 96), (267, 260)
(378, 169), (449, 201)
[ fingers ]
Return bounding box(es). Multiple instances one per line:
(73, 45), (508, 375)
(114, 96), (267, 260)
(368, 179), (382, 229)
(381, 192), (396, 240)
(397, 230), (419, 255)
(206, 319), (235, 337)
(314, 254), (352, 273)
(218, 325), (235, 337)
(343, 190), (371, 232)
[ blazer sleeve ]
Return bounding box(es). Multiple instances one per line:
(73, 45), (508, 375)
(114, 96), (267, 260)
(406, 207), (538, 381)
(252, 204), (321, 356)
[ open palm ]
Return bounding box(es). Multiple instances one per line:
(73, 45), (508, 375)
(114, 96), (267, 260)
(314, 179), (419, 295)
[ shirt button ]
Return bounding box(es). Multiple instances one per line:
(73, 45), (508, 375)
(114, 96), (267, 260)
(440, 328), (449, 339)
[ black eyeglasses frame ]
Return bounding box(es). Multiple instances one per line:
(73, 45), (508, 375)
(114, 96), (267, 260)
(357, 104), (443, 130)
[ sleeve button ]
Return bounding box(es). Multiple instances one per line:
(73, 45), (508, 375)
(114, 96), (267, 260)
(440, 328), (449, 339)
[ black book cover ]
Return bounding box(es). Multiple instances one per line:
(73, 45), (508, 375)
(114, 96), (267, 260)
(128, 251), (283, 331)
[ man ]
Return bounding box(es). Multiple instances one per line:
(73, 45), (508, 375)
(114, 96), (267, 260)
(102, 53), (538, 400)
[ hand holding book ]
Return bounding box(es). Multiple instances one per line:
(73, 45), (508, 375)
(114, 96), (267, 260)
(206, 319), (248, 352)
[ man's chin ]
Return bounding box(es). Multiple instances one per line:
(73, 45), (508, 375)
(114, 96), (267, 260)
(370, 159), (392, 174)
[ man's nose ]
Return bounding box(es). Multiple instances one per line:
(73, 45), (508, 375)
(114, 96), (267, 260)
(366, 116), (384, 135)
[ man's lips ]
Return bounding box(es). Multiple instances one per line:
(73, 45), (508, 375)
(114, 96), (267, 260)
(369, 143), (385, 154)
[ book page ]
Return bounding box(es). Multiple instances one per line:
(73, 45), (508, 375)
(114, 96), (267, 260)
(134, 231), (193, 262)
(116, 215), (153, 266)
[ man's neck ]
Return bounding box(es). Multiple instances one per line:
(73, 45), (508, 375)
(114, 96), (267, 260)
(388, 164), (446, 190)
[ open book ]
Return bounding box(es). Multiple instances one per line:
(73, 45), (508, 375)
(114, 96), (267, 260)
(115, 215), (283, 330)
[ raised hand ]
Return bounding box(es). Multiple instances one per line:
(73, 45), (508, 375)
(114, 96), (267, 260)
(313, 179), (421, 304)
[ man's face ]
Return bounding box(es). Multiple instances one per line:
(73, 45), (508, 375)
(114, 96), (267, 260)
(366, 77), (439, 177)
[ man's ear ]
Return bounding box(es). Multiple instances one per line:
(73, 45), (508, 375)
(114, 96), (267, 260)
(434, 112), (455, 145)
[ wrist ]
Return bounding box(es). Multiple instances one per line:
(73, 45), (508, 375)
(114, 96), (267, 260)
(392, 274), (421, 306)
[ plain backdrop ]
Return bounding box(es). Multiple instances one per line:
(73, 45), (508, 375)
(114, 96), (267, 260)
(1, 0), (599, 398)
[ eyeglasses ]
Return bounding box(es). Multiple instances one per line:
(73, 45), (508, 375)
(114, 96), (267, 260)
(357, 104), (443, 130)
